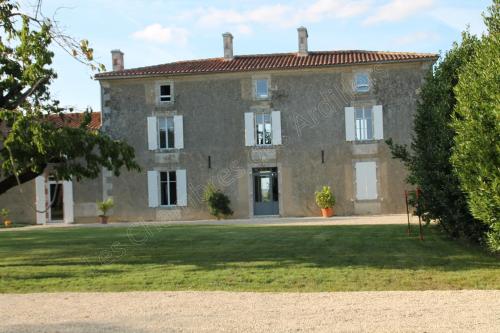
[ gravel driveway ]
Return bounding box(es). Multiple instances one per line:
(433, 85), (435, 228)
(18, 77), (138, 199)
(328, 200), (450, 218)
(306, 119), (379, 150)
(1, 290), (498, 332)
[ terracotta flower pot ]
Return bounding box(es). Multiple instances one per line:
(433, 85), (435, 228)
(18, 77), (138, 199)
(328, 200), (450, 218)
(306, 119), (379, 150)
(99, 215), (109, 224)
(321, 207), (334, 218)
(4, 220), (12, 227)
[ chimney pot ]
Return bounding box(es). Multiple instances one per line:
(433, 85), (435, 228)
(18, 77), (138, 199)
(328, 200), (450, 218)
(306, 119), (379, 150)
(222, 32), (234, 60)
(297, 27), (308, 56)
(111, 49), (124, 71)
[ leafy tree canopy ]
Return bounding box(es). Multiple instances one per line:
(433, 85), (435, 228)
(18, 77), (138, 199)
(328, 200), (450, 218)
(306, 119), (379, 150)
(386, 27), (486, 242)
(0, 0), (140, 196)
(452, 0), (500, 252)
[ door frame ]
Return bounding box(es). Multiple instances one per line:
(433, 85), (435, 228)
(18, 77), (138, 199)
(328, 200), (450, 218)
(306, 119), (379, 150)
(247, 162), (283, 218)
(35, 175), (74, 224)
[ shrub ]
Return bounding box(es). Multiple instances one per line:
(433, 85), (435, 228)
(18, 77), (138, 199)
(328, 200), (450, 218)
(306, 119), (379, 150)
(203, 183), (233, 219)
(97, 198), (114, 217)
(386, 30), (488, 243)
(315, 186), (336, 209)
(452, 1), (500, 252)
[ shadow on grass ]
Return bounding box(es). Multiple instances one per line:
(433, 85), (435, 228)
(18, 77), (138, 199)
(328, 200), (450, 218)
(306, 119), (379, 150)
(0, 224), (498, 272)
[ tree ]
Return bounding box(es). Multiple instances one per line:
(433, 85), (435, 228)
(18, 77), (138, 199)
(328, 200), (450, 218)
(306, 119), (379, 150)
(452, 1), (500, 252)
(386, 31), (488, 242)
(0, 0), (139, 196)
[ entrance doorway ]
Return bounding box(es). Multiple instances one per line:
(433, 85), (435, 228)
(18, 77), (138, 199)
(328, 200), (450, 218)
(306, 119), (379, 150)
(253, 167), (279, 216)
(48, 181), (64, 222)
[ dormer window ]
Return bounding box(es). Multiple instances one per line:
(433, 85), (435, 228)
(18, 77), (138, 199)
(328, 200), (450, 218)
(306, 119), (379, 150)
(255, 79), (269, 99)
(159, 84), (172, 102)
(354, 73), (370, 92)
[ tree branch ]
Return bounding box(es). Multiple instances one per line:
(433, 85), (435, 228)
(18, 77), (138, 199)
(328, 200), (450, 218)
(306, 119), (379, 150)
(0, 166), (45, 195)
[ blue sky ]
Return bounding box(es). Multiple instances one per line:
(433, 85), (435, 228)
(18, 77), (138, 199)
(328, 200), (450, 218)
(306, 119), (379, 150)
(19, 0), (491, 111)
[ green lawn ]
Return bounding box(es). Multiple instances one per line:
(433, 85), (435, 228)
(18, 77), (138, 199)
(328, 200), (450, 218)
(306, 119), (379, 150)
(0, 224), (498, 293)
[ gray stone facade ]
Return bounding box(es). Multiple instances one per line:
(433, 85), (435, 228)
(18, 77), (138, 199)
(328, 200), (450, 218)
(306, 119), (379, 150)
(98, 60), (433, 221)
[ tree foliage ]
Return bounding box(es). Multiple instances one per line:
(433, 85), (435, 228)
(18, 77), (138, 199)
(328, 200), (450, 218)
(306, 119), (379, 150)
(452, 1), (500, 252)
(0, 1), (139, 196)
(386, 31), (488, 242)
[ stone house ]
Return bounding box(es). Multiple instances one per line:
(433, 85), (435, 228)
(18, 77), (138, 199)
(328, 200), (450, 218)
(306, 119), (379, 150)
(0, 27), (438, 224)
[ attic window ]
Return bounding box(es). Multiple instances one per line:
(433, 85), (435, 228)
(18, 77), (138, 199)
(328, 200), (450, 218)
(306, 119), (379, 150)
(160, 84), (172, 102)
(355, 73), (369, 92)
(255, 79), (269, 99)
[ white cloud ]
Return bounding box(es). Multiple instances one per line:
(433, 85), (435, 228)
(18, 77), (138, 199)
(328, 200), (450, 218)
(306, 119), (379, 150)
(302, 0), (372, 22)
(132, 24), (189, 45)
(193, 1), (370, 31)
(196, 5), (290, 28)
(393, 31), (439, 45)
(236, 24), (253, 35)
(364, 0), (434, 25)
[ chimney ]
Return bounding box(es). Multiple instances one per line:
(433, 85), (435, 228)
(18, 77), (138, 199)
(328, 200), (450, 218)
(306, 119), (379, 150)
(297, 27), (308, 56)
(111, 49), (124, 71)
(222, 32), (233, 60)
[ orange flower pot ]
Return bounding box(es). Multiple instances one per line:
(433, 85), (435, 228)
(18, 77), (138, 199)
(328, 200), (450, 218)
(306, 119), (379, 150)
(4, 220), (12, 227)
(321, 207), (334, 218)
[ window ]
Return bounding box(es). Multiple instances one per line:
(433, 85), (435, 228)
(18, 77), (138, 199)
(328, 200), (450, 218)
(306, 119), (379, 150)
(355, 107), (373, 141)
(159, 84), (172, 102)
(255, 79), (269, 99)
(354, 73), (369, 92)
(158, 117), (175, 149)
(160, 171), (177, 206)
(255, 113), (272, 145)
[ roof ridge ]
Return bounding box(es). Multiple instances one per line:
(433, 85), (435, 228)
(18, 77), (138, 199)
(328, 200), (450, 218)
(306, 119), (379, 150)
(96, 49), (439, 79)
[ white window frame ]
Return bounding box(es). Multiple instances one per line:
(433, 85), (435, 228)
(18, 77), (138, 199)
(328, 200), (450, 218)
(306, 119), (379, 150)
(254, 112), (273, 146)
(157, 116), (175, 150)
(354, 72), (370, 92)
(254, 78), (269, 99)
(158, 81), (174, 103)
(159, 171), (178, 207)
(355, 106), (374, 141)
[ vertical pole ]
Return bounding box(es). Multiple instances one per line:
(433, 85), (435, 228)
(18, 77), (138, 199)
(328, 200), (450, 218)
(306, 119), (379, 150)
(405, 190), (411, 236)
(417, 188), (423, 241)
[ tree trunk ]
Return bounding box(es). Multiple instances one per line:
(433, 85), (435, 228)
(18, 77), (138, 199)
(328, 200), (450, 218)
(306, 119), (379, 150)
(0, 169), (44, 195)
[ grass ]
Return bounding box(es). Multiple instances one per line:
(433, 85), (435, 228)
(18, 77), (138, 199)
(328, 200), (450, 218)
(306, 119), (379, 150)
(0, 224), (498, 293)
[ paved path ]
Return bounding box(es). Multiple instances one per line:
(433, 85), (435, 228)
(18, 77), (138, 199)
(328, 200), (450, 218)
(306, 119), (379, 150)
(1, 214), (419, 232)
(1, 290), (498, 332)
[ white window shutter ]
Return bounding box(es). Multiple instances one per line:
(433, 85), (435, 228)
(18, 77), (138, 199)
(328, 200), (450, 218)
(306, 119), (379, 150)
(373, 105), (384, 140)
(271, 111), (282, 145)
(355, 161), (378, 200)
(147, 171), (159, 207)
(147, 117), (158, 150)
(244, 112), (255, 146)
(35, 176), (46, 224)
(176, 169), (187, 206)
(345, 107), (355, 141)
(62, 180), (74, 223)
(174, 115), (184, 149)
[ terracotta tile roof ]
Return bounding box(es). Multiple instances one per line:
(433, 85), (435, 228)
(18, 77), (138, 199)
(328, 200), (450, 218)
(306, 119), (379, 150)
(95, 50), (438, 79)
(48, 112), (101, 130)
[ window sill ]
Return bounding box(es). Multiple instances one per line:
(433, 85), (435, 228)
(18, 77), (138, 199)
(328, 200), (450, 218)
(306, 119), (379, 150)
(156, 149), (180, 152)
(253, 144), (276, 148)
(158, 205), (180, 209)
(352, 139), (381, 144)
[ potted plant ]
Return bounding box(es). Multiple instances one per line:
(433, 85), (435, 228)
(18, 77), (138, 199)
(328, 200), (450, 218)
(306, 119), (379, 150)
(315, 186), (336, 217)
(1, 208), (12, 227)
(97, 198), (114, 224)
